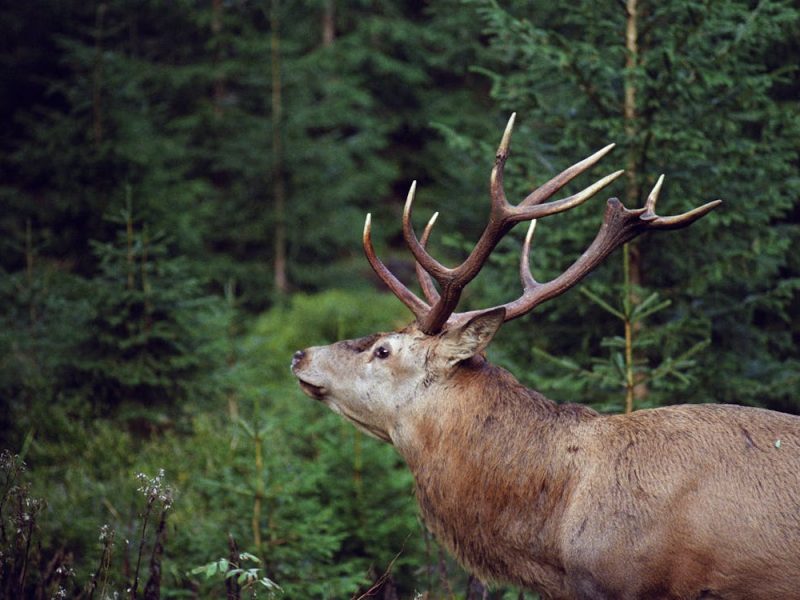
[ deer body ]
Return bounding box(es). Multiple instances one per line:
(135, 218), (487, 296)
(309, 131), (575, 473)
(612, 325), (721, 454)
(294, 326), (800, 599)
(409, 363), (800, 599)
(291, 116), (800, 597)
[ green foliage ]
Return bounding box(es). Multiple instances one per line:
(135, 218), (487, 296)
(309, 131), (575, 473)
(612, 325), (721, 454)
(0, 263), (93, 419)
(1, 0), (496, 306)
(69, 196), (229, 410)
(190, 552), (281, 598)
(534, 285), (712, 412)
(0, 0), (797, 598)
(0, 194), (230, 430)
(463, 0), (800, 410)
(2, 289), (442, 597)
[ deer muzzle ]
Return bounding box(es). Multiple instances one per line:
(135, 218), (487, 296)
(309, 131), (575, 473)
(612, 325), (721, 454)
(291, 349), (327, 400)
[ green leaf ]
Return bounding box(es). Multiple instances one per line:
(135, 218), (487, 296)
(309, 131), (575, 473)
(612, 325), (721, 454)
(236, 417), (256, 438)
(611, 352), (627, 381)
(600, 336), (626, 349)
(631, 293), (672, 323)
(239, 552), (260, 563)
(205, 562), (218, 577)
(260, 576), (282, 591)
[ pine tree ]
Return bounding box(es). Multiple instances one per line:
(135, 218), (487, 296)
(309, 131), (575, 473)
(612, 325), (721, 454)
(68, 195), (228, 412)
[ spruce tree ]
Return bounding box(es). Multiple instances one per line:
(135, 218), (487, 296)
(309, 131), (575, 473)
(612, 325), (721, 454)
(466, 0), (800, 410)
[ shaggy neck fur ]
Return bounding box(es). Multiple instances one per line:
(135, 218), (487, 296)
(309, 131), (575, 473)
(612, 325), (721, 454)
(396, 360), (597, 590)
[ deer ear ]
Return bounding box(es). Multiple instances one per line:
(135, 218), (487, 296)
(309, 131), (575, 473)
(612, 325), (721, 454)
(438, 307), (506, 366)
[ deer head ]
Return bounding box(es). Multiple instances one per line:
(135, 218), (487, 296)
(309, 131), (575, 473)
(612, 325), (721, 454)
(291, 113), (721, 447)
(292, 307), (507, 444)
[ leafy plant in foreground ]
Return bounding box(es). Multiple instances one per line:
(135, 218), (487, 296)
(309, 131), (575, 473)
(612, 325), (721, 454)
(190, 550), (281, 599)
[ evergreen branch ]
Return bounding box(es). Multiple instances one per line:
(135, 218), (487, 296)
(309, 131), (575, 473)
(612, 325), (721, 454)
(547, 32), (615, 118)
(630, 292), (671, 322)
(579, 287), (625, 320)
(531, 347), (608, 383)
(640, 339), (710, 386)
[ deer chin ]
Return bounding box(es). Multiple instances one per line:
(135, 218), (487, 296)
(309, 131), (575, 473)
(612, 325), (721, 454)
(340, 413), (391, 443)
(296, 378), (327, 400)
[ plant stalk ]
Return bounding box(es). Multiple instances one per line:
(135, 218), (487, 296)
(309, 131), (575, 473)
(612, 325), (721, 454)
(252, 426), (264, 558)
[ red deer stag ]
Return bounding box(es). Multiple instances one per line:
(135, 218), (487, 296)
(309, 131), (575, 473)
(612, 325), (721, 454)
(291, 114), (800, 599)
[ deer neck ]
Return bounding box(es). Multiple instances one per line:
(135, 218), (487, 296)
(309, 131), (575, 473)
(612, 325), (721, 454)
(395, 360), (597, 587)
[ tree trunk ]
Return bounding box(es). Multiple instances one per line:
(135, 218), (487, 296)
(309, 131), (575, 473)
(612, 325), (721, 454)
(322, 0), (335, 46)
(271, 0), (288, 295)
(92, 4), (107, 146)
(212, 0), (225, 116)
(623, 0), (648, 411)
(623, 0), (643, 292)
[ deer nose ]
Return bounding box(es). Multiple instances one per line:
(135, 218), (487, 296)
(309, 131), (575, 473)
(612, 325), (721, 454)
(291, 349), (306, 371)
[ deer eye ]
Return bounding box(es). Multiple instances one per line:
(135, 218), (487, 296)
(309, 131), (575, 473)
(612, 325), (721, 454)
(374, 345), (391, 359)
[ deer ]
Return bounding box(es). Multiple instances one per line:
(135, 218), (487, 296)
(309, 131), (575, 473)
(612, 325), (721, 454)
(291, 114), (800, 600)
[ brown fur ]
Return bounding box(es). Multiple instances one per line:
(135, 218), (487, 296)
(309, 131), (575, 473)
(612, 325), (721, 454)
(399, 362), (800, 599)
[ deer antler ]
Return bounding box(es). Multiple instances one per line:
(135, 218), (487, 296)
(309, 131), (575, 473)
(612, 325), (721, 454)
(364, 114), (722, 334)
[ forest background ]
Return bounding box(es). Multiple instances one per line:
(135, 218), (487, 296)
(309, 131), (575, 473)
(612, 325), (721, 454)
(1, 0), (798, 598)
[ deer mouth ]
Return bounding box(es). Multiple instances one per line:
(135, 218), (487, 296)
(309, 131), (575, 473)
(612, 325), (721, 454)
(297, 378), (327, 400)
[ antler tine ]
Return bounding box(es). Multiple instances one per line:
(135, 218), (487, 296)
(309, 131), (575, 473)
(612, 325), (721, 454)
(520, 220), (538, 291)
(649, 199), (722, 229)
(641, 175), (723, 229)
(364, 114), (719, 335)
(363, 213), (429, 319)
(509, 168), (625, 223)
(489, 112), (517, 211)
(490, 118), (620, 222)
(520, 143), (617, 208)
(406, 117), (622, 334)
(642, 174), (666, 219)
(416, 212), (441, 304)
(403, 181), (451, 282)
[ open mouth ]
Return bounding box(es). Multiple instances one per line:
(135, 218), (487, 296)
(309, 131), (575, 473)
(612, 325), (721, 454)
(297, 379), (327, 400)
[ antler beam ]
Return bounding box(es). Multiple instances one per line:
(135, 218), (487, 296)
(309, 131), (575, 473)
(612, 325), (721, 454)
(403, 114), (623, 333)
(364, 114), (722, 334)
(451, 179), (722, 326)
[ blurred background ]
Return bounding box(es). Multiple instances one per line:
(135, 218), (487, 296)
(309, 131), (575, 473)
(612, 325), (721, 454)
(0, 1), (798, 597)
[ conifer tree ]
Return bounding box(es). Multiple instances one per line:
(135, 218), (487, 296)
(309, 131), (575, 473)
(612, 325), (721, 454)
(468, 0), (800, 410)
